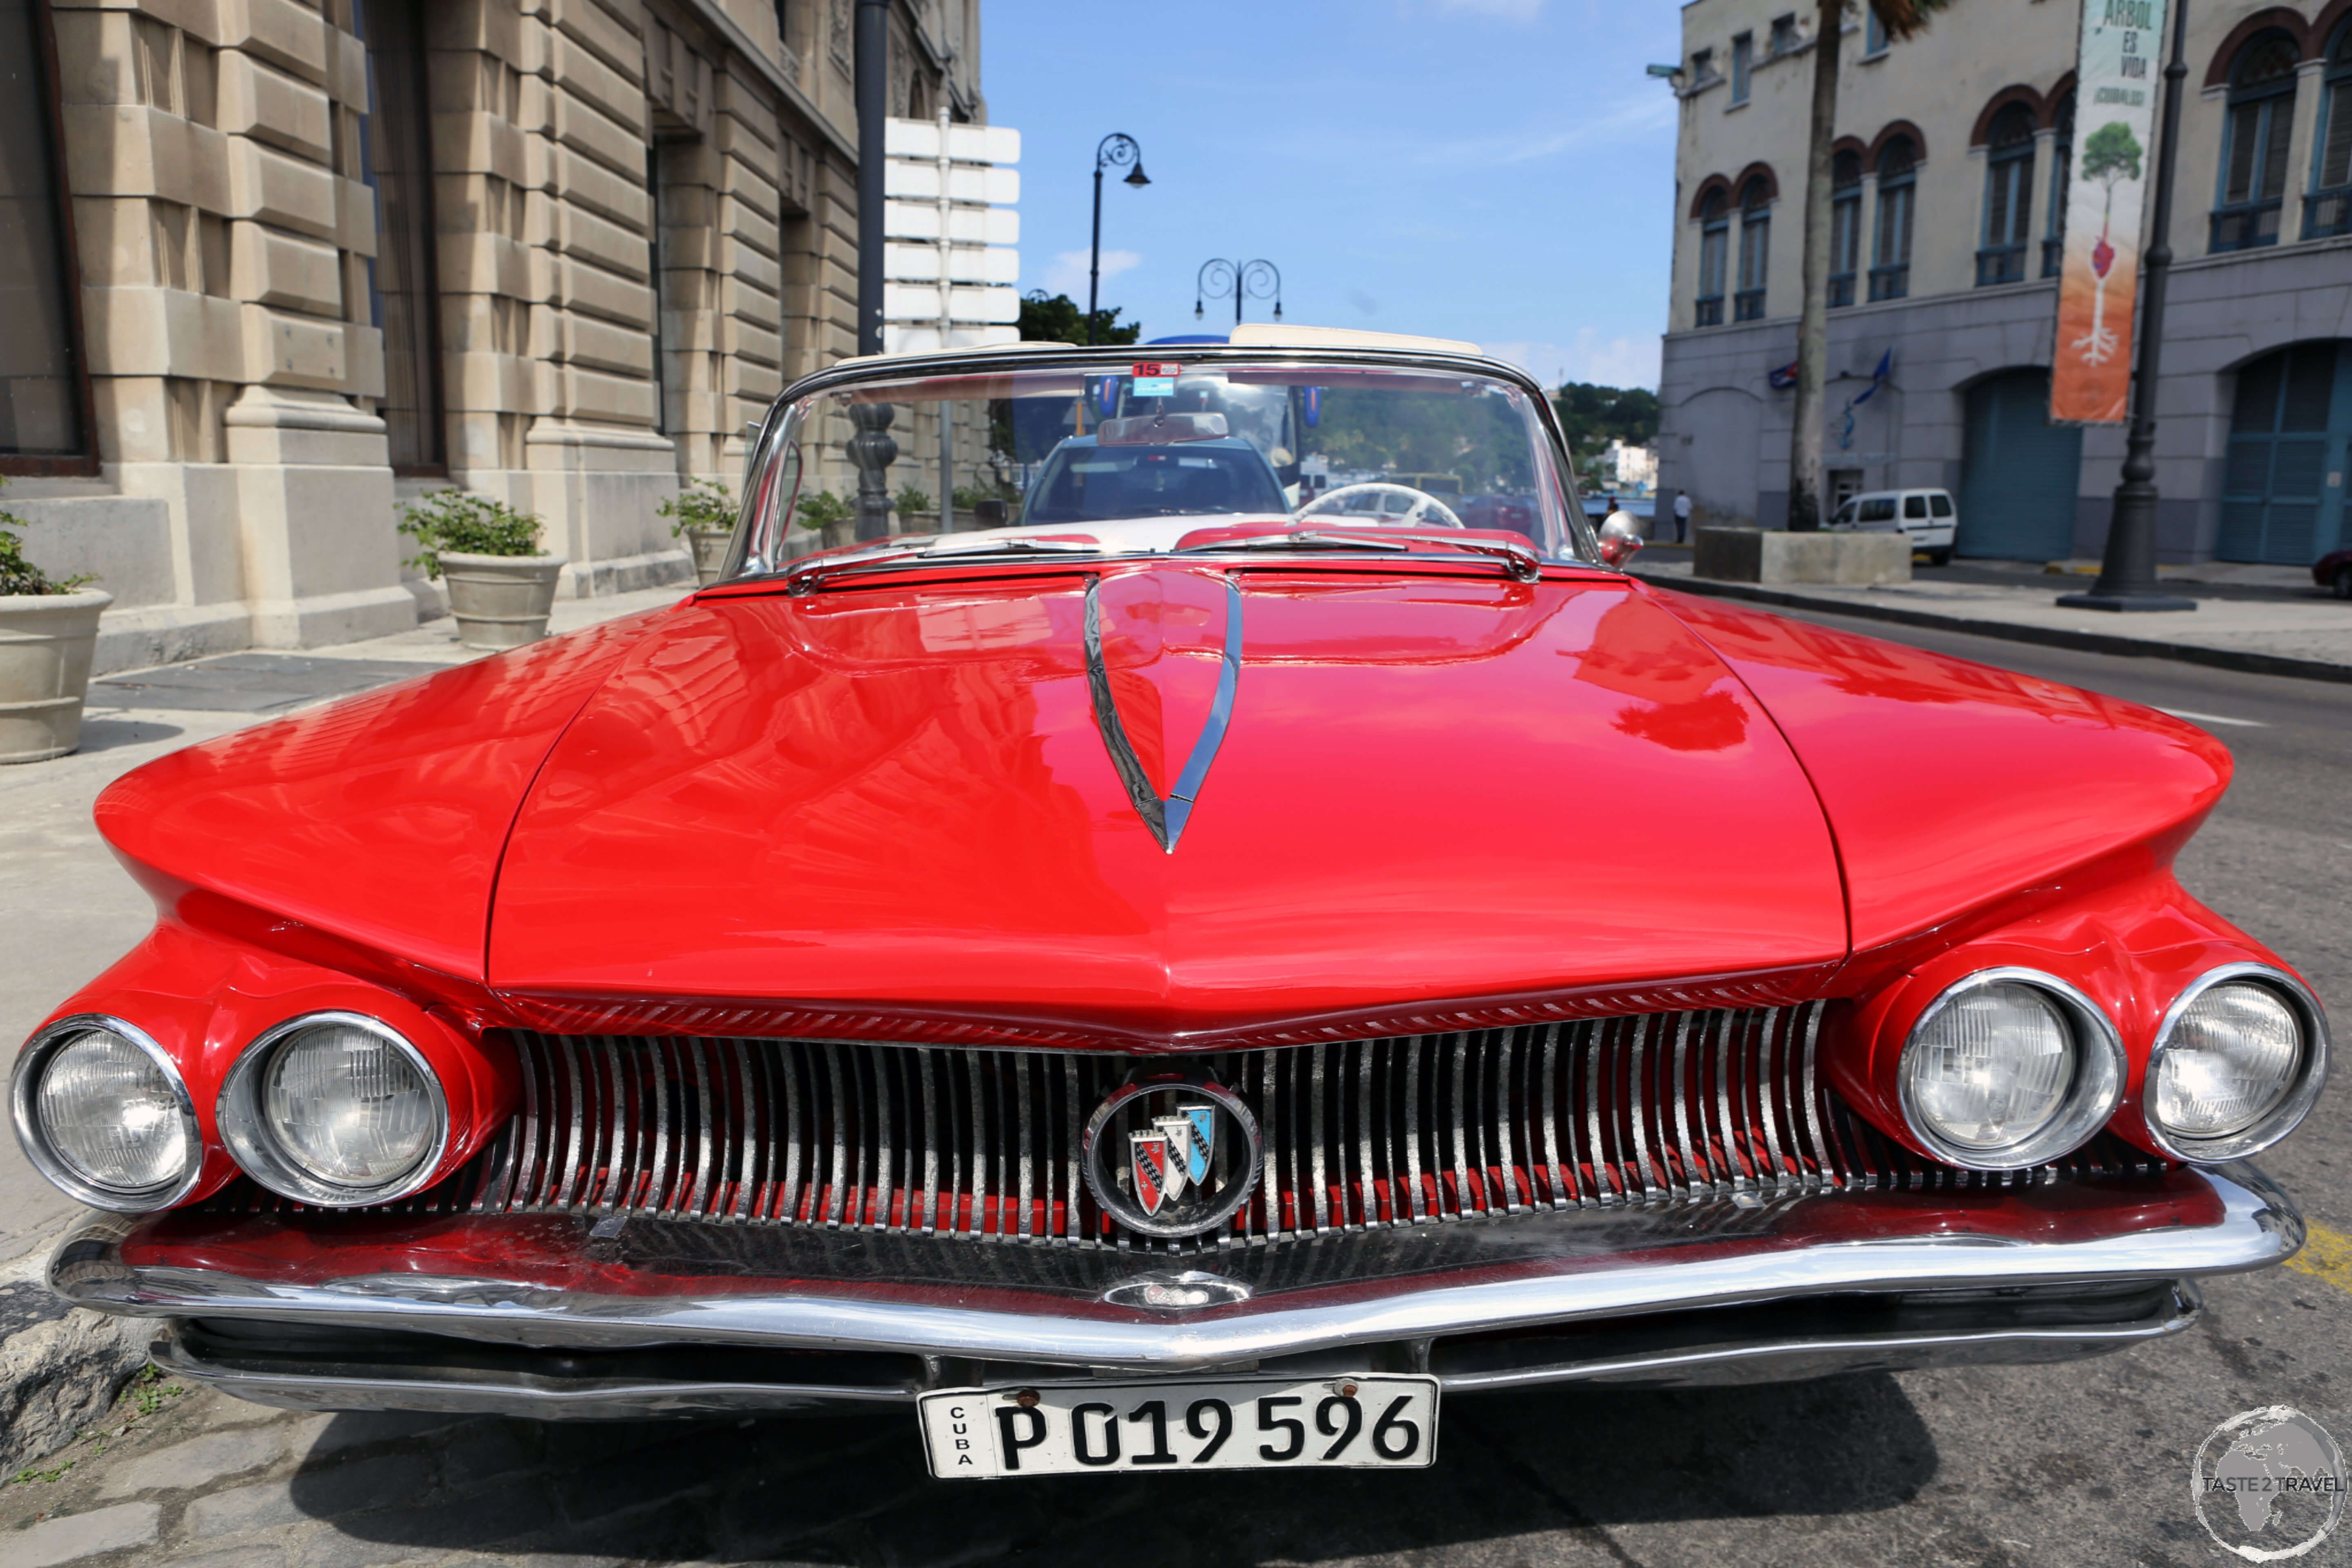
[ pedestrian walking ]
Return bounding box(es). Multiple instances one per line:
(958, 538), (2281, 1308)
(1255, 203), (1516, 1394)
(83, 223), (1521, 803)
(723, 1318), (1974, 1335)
(1673, 491), (1692, 543)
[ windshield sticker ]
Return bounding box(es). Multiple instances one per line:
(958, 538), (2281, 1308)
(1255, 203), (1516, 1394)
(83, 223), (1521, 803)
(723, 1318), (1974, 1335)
(1132, 376), (1176, 398)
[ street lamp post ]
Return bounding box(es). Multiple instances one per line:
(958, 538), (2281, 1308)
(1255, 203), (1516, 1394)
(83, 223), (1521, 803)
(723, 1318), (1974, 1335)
(1088, 134), (1149, 347)
(2059, 0), (2196, 613)
(1194, 259), (1283, 328)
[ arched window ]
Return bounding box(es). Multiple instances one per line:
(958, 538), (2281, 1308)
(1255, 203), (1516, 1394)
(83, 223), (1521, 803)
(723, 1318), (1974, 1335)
(1977, 103), (2037, 285)
(1695, 188), (1729, 326)
(1871, 136), (1916, 301)
(1829, 150), (1863, 307)
(2044, 91), (2075, 276)
(2212, 29), (2300, 252)
(1735, 175), (1771, 321)
(2310, 21), (2352, 238)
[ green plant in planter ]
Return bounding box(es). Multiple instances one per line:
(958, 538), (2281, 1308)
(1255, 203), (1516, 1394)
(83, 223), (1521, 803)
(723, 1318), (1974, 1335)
(0, 479), (96, 596)
(795, 490), (850, 532)
(894, 483), (933, 517)
(951, 483), (1013, 513)
(398, 490), (545, 580)
(658, 477), (737, 538)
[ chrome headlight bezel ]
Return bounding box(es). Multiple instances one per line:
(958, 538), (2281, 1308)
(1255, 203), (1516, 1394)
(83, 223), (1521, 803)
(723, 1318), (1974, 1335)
(216, 1011), (450, 1207)
(1896, 968), (2127, 1171)
(2142, 964), (2328, 1164)
(10, 1014), (204, 1212)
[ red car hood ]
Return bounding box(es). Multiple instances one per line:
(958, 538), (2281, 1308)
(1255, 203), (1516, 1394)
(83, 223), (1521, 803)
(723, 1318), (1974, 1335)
(486, 564), (1850, 1041)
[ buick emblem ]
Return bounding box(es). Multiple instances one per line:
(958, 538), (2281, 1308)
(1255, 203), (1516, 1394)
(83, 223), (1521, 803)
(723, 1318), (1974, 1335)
(1082, 1076), (1262, 1239)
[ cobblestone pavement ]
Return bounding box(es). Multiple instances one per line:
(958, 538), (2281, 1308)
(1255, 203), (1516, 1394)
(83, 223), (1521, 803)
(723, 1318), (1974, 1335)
(7, 604), (2352, 1568)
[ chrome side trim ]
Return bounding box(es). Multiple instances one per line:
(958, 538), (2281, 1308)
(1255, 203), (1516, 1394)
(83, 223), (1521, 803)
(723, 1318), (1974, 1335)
(1080, 573), (1243, 853)
(55, 1166), (2299, 1374)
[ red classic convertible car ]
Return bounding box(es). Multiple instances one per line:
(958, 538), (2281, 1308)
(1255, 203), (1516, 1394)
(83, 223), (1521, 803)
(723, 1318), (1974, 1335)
(14, 330), (2326, 1478)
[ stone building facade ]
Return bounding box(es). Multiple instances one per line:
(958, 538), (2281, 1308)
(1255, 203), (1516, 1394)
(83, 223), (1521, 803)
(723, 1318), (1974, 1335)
(1, 0), (982, 670)
(1657, 0), (2352, 565)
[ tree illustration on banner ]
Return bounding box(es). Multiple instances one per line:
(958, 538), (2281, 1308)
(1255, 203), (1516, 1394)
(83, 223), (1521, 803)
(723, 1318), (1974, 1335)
(2072, 121), (2143, 367)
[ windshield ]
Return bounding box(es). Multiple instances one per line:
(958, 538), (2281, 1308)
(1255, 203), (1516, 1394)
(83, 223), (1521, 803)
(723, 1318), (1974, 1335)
(732, 353), (1588, 576)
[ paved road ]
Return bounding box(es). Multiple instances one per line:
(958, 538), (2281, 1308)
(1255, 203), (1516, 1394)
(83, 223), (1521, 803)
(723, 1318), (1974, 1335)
(6, 607), (2351, 1568)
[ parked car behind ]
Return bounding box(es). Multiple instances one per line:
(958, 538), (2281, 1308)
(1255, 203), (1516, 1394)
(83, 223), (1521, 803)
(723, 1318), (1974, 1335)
(1829, 488), (1958, 566)
(2314, 547), (2352, 599)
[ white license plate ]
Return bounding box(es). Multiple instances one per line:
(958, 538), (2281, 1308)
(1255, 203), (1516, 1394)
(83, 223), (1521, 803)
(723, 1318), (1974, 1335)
(918, 1375), (1440, 1479)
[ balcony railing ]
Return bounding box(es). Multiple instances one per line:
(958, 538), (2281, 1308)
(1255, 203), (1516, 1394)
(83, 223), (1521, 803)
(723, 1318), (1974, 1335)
(1867, 264), (1909, 303)
(2210, 199), (2283, 253)
(1975, 245), (2027, 286)
(2306, 186), (2352, 240)
(1827, 273), (1855, 307)
(1695, 295), (1724, 327)
(1734, 288), (1765, 322)
(2042, 236), (2064, 278)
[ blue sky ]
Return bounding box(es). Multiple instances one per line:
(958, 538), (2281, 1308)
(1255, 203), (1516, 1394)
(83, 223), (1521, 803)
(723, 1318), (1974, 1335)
(982, 0), (1685, 390)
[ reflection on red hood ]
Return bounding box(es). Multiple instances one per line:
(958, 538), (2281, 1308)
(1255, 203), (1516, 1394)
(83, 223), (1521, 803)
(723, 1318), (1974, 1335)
(1645, 585), (2232, 954)
(486, 565), (1847, 1040)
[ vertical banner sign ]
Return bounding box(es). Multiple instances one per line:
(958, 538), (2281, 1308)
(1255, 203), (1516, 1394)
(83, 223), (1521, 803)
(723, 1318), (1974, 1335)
(2052, 0), (2167, 424)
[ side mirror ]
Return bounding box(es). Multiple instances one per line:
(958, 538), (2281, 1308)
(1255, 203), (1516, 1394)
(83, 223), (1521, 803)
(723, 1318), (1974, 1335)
(1597, 514), (1646, 568)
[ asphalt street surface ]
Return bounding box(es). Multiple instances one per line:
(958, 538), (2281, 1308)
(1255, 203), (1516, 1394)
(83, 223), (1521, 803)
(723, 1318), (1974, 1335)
(7, 607), (2352, 1568)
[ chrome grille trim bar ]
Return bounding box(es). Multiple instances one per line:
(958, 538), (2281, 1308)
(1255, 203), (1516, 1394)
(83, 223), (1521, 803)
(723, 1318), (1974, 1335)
(206, 1002), (2167, 1250)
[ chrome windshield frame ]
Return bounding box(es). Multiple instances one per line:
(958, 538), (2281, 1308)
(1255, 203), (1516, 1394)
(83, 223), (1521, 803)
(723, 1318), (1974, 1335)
(719, 343), (1604, 583)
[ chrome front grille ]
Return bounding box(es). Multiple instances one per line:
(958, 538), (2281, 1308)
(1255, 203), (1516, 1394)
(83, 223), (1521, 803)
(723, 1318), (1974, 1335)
(305, 1003), (2138, 1250)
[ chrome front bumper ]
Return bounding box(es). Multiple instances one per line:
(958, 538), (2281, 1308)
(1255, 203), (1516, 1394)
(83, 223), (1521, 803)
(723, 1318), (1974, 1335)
(53, 1164), (2298, 1418)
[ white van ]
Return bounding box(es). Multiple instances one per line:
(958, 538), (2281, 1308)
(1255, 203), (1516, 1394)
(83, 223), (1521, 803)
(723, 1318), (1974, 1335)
(1828, 488), (1957, 566)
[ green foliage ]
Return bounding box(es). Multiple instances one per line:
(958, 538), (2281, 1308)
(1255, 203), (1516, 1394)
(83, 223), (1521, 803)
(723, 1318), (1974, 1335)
(1551, 382), (1660, 477)
(794, 490), (850, 531)
(952, 483), (1015, 512)
(657, 477), (737, 538)
(1017, 290), (1142, 347)
(1304, 386), (1538, 492)
(894, 483), (934, 516)
(2081, 120), (2143, 185)
(0, 478), (97, 596)
(1866, 0), (1954, 41)
(398, 490), (544, 579)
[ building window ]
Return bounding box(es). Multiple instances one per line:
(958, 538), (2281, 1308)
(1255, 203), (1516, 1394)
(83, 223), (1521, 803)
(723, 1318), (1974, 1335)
(1695, 189), (1728, 326)
(2212, 29), (2300, 253)
(1829, 150), (1862, 306)
(2045, 91), (2074, 276)
(2309, 22), (2352, 239)
(1735, 175), (1771, 321)
(1870, 136), (1916, 301)
(1768, 13), (1797, 57)
(0, 0), (93, 469)
(360, 0), (446, 473)
(1863, 8), (1889, 57)
(1690, 47), (1715, 86)
(1731, 33), (1753, 104)
(1977, 103), (2037, 286)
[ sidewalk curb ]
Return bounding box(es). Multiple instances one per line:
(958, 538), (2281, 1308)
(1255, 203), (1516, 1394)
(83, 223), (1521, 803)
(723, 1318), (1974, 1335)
(0, 1229), (150, 1474)
(1635, 572), (2352, 687)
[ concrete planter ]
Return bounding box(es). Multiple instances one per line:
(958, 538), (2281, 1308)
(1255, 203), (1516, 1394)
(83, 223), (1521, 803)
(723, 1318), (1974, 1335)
(684, 528), (733, 586)
(900, 510), (940, 535)
(0, 588), (112, 764)
(438, 550), (566, 650)
(1692, 528), (1911, 588)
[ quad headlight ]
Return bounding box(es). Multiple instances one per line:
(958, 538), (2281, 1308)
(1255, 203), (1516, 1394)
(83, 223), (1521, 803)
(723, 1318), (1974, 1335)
(218, 1013), (448, 1205)
(11, 1017), (201, 1210)
(1898, 970), (2126, 1169)
(2144, 966), (2328, 1163)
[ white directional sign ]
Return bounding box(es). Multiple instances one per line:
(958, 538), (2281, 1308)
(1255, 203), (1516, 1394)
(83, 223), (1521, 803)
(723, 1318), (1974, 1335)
(881, 114), (1021, 354)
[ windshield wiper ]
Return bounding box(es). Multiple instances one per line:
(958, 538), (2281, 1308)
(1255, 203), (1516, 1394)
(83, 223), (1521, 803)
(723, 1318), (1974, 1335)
(1178, 528), (1541, 582)
(778, 535), (1100, 594)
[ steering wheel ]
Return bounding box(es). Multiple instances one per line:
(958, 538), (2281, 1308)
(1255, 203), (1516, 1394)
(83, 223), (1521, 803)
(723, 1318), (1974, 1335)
(1296, 482), (1466, 530)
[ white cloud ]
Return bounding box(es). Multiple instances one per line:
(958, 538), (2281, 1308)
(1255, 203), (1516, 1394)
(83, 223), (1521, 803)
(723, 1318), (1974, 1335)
(1040, 248), (1139, 298)
(1411, 93), (1677, 168)
(1432, 0), (1545, 19)
(1480, 330), (1661, 391)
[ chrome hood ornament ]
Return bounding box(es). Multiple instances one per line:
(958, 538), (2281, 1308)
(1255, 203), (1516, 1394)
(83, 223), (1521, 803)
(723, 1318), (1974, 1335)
(1082, 573), (1242, 853)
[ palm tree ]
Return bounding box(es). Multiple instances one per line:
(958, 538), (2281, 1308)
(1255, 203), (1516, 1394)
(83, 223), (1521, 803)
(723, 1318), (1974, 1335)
(1788, 0), (1952, 531)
